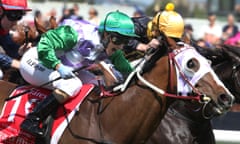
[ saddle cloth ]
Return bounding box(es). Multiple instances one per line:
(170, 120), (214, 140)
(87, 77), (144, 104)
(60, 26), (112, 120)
(0, 84), (94, 144)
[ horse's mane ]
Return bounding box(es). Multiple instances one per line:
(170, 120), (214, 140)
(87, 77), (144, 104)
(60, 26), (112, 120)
(142, 33), (169, 73)
(193, 43), (228, 65)
(222, 44), (240, 63)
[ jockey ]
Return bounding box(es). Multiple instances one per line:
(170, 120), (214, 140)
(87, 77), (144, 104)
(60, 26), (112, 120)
(58, 18), (104, 85)
(20, 26), (83, 137)
(97, 11), (160, 85)
(123, 16), (159, 54)
(97, 10), (140, 86)
(151, 3), (184, 48)
(19, 11), (139, 136)
(0, 0), (31, 77)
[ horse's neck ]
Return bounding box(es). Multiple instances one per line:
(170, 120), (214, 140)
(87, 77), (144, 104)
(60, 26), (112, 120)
(170, 100), (205, 122)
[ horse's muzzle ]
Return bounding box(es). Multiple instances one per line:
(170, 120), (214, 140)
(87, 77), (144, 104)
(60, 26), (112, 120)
(215, 93), (235, 114)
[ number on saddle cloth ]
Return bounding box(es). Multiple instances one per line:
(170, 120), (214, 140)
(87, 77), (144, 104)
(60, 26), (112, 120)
(0, 84), (94, 144)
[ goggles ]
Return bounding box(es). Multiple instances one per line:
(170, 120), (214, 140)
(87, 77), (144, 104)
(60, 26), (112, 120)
(4, 10), (25, 21)
(110, 33), (129, 45)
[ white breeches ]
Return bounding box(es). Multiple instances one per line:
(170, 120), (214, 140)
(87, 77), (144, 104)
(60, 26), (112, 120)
(20, 47), (82, 97)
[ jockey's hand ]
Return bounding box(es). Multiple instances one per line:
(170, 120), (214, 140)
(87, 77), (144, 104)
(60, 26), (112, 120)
(18, 42), (32, 56)
(86, 63), (103, 75)
(136, 39), (160, 52)
(86, 63), (100, 71)
(57, 64), (75, 79)
(147, 38), (160, 49)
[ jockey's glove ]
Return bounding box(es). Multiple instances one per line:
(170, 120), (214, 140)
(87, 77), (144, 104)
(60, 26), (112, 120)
(57, 64), (75, 79)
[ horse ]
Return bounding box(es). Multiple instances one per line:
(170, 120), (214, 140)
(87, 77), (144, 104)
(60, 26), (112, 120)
(147, 44), (240, 144)
(0, 31), (235, 144)
(10, 23), (38, 46)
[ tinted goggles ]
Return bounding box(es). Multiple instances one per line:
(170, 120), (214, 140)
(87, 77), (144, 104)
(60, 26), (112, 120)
(4, 10), (25, 21)
(110, 34), (129, 45)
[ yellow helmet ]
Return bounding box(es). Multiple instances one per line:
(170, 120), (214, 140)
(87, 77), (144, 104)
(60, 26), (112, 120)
(152, 2), (184, 38)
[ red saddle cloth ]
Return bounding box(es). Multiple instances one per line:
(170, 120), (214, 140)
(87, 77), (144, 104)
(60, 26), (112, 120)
(0, 84), (94, 144)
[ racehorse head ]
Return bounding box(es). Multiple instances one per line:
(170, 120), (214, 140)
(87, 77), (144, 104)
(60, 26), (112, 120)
(147, 43), (239, 144)
(11, 16), (58, 46)
(146, 35), (235, 116)
(214, 44), (240, 103)
(11, 23), (38, 45)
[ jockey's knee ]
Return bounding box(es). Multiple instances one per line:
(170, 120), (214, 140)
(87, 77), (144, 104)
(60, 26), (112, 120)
(54, 77), (82, 102)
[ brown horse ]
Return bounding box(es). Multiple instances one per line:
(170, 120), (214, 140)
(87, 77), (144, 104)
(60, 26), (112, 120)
(11, 23), (38, 46)
(147, 44), (240, 144)
(10, 16), (58, 46)
(0, 39), (235, 143)
(61, 42), (233, 143)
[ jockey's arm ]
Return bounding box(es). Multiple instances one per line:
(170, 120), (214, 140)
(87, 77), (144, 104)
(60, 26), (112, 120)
(0, 53), (19, 69)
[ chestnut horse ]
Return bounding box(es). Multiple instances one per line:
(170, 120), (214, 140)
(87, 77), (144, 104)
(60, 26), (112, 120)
(0, 36), (235, 143)
(10, 16), (58, 46)
(59, 41), (233, 143)
(147, 44), (240, 144)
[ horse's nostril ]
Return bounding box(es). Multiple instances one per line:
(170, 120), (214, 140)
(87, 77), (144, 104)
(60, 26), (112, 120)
(219, 94), (229, 102)
(218, 94), (234, 105)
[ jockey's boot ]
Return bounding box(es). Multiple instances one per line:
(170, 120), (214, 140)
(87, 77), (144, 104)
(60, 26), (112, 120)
(20, 94), (59, 137)
(98, 61), (118, 86)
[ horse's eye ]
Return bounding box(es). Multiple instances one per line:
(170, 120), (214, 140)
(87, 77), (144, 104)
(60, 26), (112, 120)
(187, 59), (195, 69)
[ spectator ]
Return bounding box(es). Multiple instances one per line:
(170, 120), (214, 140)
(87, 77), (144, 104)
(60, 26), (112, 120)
(196, 38), (209, 48)
(66, 8), (83, 20)
(183, 24), (195, 44)
(222, 13), (238, 41)
(133, 9), (144, 17)
(88, 7), (100, 25)
(47, 8), (57, 18)
(71, 3), (83, 20)
(200, 13), (222, 48)
(0, 0), (32, 79)
(59, 7), (70, 23)
(224, 32), (240, 46)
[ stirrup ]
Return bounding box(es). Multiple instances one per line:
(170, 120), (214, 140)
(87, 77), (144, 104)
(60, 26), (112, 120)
(21, 116), (44, 137)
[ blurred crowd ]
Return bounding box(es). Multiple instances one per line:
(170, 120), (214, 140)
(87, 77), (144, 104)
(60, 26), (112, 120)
(184, 12), (240, 49)
(14, 2), (240, 51)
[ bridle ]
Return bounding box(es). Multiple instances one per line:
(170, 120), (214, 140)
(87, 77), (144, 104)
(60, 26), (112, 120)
(136, 46), (211, 103)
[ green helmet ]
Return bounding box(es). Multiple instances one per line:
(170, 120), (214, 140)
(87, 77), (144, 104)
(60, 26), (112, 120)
(99, 10), (139, 37)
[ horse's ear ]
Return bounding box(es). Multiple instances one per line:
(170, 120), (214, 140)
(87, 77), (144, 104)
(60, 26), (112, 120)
(34, 17), (47, 35)
(49, 16), (58, 29)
